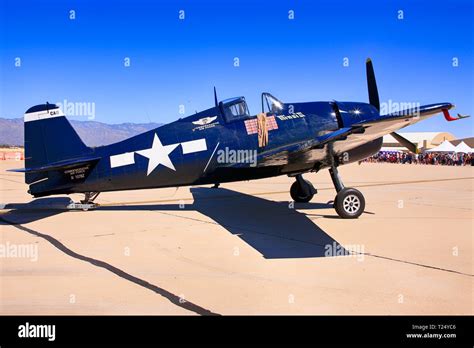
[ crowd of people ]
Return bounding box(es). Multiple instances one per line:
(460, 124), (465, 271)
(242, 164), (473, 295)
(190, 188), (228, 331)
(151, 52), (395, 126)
(363, 151), (474, 166)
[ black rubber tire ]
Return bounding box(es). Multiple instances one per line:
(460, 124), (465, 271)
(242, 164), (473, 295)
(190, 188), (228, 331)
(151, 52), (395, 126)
(334, 187), (365, 219)
(290, 180), (314, 203)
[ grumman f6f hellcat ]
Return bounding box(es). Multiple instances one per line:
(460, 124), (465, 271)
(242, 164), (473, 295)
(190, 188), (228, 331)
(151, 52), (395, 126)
(12, 59), (468, 218)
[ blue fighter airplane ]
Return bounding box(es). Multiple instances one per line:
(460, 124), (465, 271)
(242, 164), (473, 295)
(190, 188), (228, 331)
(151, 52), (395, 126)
(12, 59), (468, 218)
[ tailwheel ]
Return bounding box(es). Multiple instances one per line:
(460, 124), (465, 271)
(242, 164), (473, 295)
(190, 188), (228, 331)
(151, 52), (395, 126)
(290, 175), (316, 203)
(334, 187), (365, 219)
(70, 192), (101, 211)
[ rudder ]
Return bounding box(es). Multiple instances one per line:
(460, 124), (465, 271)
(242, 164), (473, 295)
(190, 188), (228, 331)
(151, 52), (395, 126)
(24, 103), (90, 184)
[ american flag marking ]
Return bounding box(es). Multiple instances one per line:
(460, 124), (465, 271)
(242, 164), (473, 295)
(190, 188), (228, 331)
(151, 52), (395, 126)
(244, 115), (279, 135)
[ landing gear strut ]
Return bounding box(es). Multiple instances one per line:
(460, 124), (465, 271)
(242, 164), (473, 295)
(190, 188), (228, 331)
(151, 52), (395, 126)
(81, 192), (101, 204)
(290, 174), (317, 203)
(67, 192), (100, 211)
(330, 166), (365, 219)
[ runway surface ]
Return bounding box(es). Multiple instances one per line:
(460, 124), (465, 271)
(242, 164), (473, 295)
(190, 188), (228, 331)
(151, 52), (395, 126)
(0, 161), (472, 315)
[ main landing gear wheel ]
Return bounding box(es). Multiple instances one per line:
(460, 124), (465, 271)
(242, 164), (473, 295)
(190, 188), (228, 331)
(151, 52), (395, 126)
(328, 162), (365, 219)
(290, 175), (317, 203)
(334, 187), (365, 219)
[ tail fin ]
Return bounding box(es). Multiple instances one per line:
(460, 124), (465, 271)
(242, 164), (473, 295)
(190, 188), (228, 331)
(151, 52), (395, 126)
(24, 103), (90, 184)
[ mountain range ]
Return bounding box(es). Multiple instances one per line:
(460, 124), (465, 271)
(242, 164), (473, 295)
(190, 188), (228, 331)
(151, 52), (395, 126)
(0, 118), (163, 147)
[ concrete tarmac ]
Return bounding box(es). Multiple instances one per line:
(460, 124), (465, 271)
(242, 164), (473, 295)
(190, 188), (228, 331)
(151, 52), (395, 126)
(0, 161), (472, 315)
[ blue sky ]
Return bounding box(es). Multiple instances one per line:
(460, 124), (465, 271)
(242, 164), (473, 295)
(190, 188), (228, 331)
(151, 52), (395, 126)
(0, 0), (473, 137)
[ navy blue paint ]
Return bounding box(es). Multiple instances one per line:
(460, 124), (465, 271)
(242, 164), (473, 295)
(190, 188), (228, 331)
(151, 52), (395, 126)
(20, 98), (453, 197)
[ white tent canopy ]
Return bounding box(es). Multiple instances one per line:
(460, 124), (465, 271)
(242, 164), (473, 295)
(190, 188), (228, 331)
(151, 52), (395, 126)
(380, 147), (403, 152)
(454, 141), (473, 153)
(425, 140), (456, 152)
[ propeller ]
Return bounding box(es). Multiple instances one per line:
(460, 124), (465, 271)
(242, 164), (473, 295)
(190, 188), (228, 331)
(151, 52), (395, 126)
(214, 86), (218, 108)
(366, 58), (418, 153)
(366, 58), (380, 111)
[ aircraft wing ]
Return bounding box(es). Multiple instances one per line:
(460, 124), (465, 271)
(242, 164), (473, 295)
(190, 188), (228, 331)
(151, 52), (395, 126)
(332, 102), (454, 153)
(353, 102), (454, 128)
(256, 102), (454, 167)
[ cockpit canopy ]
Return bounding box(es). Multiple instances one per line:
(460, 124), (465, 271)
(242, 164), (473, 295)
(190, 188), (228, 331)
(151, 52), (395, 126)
(220, 97), (250, 122)
(261, 92), (284, 114)
(218, 93), (284, 123)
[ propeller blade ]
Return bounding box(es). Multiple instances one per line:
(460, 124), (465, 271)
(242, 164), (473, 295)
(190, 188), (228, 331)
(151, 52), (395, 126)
(390, 132), (418, 153)
(214, 86), (218, 107)
(366, 58), (380, 111)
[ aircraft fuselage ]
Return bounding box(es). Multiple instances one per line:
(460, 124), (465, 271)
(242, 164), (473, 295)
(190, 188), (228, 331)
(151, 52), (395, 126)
(28, 99), (381, 197)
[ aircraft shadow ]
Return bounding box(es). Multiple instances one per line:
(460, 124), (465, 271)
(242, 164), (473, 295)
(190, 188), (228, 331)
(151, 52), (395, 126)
(101, 187), (345, 259)
(0, 197), (73, 224)
(1, 188), (346, 259)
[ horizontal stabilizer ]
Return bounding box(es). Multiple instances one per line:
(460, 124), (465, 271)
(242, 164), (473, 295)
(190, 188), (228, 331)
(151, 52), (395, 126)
(8, 156), (100, 174)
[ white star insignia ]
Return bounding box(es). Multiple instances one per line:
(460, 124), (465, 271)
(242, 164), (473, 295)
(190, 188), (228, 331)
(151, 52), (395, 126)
(136, 133), (179, 175)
